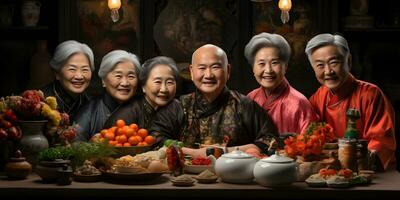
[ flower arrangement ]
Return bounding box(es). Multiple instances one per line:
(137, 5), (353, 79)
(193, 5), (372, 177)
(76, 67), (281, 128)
(284, 122), (335, 161)
(0, 90), (76, 145)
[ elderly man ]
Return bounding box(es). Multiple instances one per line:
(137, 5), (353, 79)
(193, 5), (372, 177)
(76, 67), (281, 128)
(150, 44), (277, 158)
(305, 33), (396, 170)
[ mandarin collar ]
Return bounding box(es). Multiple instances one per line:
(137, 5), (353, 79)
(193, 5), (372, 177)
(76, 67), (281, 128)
(328, 74), (357, 99)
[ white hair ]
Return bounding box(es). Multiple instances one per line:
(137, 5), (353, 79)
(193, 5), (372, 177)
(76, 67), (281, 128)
(49, 40), (94, 72)
(98, 50), (141, 79)
(244, 32), (291, 66)
(305, 33), (350, 62)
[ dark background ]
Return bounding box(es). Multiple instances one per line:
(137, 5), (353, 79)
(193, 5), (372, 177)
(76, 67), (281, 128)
(0, 0), (399, 169)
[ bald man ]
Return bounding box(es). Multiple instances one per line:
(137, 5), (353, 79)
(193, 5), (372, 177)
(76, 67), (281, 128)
(150, 44), (278, 158)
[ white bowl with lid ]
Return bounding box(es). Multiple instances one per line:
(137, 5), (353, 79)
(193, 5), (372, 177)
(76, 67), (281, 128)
(211, 147), (258, 184)
(253, 152), (297, 187)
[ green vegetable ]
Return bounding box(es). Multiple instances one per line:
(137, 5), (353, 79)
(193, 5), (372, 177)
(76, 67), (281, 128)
(71, 141), (115, 167)
(38, 142), (115, 167)
(163, 139), (184, 148)
(38, 146), (74, 161)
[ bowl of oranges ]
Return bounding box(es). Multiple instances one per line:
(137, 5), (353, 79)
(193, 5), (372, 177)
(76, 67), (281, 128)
(96, 119), (155, 158)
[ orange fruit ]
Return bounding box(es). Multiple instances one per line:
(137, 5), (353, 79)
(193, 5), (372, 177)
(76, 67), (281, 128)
(129, 123), (139, 132)
(108, 140), (118, 146)
(100, 129), (108, 137)
(128, 136), (140, 146)
(116, 119), (126, 128)
(104, 131), (115, 141)
(137, 141), (148, 146)
(115, 143), (123, 147)
(123, 142), (131, 147)
(144, 135), (155, 145)
(137, 128), (148, 139)
(116, 135), (127, 144)
(108, 126), (117, 133)
(116, 127), (126, 136)
(125, 127), (135, 137)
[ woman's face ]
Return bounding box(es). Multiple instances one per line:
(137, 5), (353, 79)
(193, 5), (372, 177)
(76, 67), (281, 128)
(56, 53), (92, 97)
(252, 47), (286, 94)
(103, 61), (138, 103)
(143, 64), (177, 109)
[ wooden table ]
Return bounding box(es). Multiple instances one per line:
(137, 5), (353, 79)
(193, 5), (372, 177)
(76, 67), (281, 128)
(1, 170), (399, 199)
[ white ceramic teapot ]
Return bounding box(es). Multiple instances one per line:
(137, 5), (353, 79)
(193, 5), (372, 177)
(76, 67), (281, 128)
(253, 152), (297, 187)
(210, 147), (258, 183)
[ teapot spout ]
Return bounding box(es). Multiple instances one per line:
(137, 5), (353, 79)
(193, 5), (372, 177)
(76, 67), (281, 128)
(207, 155), (216, 172)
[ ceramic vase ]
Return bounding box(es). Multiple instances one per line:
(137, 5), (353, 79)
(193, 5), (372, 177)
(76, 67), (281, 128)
(19, 120), (49, 167)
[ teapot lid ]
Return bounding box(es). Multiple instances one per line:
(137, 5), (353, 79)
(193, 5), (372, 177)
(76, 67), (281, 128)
(221, 147), (253, 159)
(10, 150), (26, 162)
(260, 152), (294, 163)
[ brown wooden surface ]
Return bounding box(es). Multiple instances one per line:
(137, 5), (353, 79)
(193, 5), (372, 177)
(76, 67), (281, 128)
(1, 170), (399, 199)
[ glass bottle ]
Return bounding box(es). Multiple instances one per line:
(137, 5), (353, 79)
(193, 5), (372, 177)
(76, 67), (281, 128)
(344, 108), (361, 139)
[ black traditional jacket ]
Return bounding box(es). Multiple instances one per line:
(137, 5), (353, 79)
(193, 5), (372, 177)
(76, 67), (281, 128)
(74, 92), (120, 141)
(41, 81), (91, 120)
(103, 96), (181, 131)
(150, 87), (278, 154)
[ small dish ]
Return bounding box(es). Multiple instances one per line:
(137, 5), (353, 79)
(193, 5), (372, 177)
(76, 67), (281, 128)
(73, 173), (102, 182)
(171, 179), (195, 186)
(194, 176), (218, 184)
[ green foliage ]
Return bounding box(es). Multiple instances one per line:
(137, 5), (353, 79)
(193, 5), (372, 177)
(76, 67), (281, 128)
(38, 146), (74, 161)
(70, 142), (115, 167)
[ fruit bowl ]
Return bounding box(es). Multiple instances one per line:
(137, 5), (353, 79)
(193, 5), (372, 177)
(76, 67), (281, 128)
(113, 145), (152, 158)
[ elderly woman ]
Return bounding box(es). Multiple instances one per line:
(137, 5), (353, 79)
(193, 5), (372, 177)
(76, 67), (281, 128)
(74, 50), (141, 141)
(103, 56), (179, 131)
(41, 40), (94, 119)
(244, 32), (318, 134)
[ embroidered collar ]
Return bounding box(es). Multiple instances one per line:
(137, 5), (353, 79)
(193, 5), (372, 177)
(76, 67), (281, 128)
(193, 87), (230, 118)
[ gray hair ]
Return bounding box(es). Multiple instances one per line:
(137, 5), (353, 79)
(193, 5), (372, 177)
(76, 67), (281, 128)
(139, 56), (179, 85)
(305, 33), (350, 62)
(192, 44), (228, 67)
(98, 50), (141, 79)
(244, 32), (291, 65)
(49, 40), (94, 72)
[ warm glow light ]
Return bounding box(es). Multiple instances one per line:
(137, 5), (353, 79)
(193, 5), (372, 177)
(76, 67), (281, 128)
(278, 0), (292, 11)
(108, 0), (121, 22)
(108, 0), (121, 10)
(278, 0), (292, 24)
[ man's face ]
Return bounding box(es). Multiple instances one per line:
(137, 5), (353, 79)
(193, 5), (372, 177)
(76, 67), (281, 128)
(309, 45), (350, 92)
(190, 46), (230, 102)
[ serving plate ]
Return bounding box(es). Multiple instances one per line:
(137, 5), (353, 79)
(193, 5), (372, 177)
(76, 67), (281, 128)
(103, 171), (164, 181)
(194, 176), (218, 184)
(304, 180), (326, 187)
(170, 179), (195, 186)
